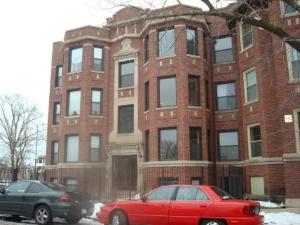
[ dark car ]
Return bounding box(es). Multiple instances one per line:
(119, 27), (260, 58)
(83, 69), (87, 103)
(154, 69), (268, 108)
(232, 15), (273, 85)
(0, 180), (94, 225)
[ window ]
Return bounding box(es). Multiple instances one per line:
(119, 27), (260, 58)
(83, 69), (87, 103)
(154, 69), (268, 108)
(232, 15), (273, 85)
(118, 105), (134, 133)
(248, 125), (262, 158)
(90, 135), (101, 161)
(293, 109), (300, 152)
(145, 81), (149, 111)
(240, 23), (252, 50)
(144, 130), (150, 162)
(91, 89), (102, 115)
(216, 82), (237, 111)
(287, 45), (300, 81)
(144, 34), (149, 62)
(159, 128), (177, 161)
(93, 46), (103, 71)
(6, 181), (30, 193)
(69, 47), (83, 72)
(250, 177), (264, 195)
(67, 90), (81, 116)
(214, 36), (234, 64)
(158, 76), (176, 107)
(283, 0), (300, 15)
(158, 27), (175, 57)
(244, 69), (258, 103)
(119, 60), (134, 88)
(188, 76), (200, 106)
(218, 131), (239, 161)
(190, 127), (202, 160)
(205, 80), (209, 109)
(186, 26), (198, 55)
(159, 177), (179, 185)
(53, 103), (60, 125)
(64, 178), (78, 192)
(52, 141), (59, 165)
(55, 66), (62, 87)
(65, 135), (79, 162)
(27, 183), (43, 193)
(176, 187), (208, 201)
(147, 186), (176, 201)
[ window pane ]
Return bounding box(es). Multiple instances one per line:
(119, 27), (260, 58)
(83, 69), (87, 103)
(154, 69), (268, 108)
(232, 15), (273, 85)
(188, 76), (200, 106)
(144, 130), (150, 162)
(148, 186), (176, 200)
(219, 131), (239, 161)
(291, 47), (300, 80)
(68, 90), (81, 116)
(91, 90), (101, 115)
(120, 61), (134, 88)
(190, 127), (201, 160)
(159, 177), (179, 185)
(176, 187), (198, 201)
(217, 83), (236, 111)
(158, 28), (175, 57)
(70, 48), (82, 72)
(217, 83), (235, 97)
(55, 66), (63, 87)
(217, 96), (237, 111)
(90, 135), (100, 161)
(118, 105), (134, 133)
(250, 126), (262, 157)
(187, 27), (198, 55)
(214, 36), (233, 64)
(144, 35), (149, 62)
(7, 181), (30, 193)
(145, 81), (149, 111)
(159, 77), (176, 107)
(52, 141), (59, 164)
(284, 2), (298, 14)
(66, 135), (79, 162)
(246, 70), (257, 102)
(160, 128), (177, 160)
(53, 103), (60, 125)
(94, 47), (103, 59)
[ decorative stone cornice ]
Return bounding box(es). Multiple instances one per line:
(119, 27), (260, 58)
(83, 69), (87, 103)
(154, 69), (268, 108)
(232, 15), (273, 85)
(283, 153), (300, 162)
(45, 162), (105, 170)
(142, 160), (212, 168)
(113, 38), (139, 60)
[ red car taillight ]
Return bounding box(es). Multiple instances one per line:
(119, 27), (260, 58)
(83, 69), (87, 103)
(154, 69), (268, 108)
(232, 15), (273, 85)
(243, 205), (260, 215)
(59, 194), (72, 202)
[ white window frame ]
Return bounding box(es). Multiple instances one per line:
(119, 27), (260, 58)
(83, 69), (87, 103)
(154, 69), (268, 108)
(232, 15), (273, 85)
(293, 109), (300, 153)
(239, 22), (253, 52)
(247, 123), (262, 159)
(280, 0), (300, 17)
(243, 67), (258, 104)
(286, 44), (300, 82)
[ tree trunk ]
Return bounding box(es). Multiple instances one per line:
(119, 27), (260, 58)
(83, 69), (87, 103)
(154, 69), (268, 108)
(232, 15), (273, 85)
(11, 168), (18, 182)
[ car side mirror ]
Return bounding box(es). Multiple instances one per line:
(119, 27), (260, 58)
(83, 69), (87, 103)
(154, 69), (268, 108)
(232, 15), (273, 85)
(0, 187), (6, 194)
(141, 195), (147, 202)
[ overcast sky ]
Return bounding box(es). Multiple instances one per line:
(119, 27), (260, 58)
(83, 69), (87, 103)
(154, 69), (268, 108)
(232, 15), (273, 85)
(0, 0), (233, 159)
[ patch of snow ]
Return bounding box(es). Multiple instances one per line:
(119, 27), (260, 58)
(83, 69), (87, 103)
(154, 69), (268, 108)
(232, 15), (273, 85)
(257, 201), (284, 208)
(90, 202), (104, 219)
(262, 212), (300, 225)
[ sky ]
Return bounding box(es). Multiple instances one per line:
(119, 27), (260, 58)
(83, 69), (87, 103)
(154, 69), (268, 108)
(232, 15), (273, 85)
(0, 0), (234, 159)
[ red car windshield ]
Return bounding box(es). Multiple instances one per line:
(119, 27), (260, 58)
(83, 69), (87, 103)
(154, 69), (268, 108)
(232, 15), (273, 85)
(211, 187), (234, 199)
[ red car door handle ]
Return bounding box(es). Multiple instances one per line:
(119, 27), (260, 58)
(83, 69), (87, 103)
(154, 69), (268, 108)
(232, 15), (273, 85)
(161, 205), (168, 208)
(199, 205), (207, 208)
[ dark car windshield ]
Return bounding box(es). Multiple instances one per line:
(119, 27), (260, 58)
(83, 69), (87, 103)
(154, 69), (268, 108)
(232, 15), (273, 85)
(211, 186), (234, 199)
(42, 182), (66, 192)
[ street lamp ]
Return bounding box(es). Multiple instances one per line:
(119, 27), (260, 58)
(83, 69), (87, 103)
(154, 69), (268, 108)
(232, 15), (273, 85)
(34, 123), (46, 180)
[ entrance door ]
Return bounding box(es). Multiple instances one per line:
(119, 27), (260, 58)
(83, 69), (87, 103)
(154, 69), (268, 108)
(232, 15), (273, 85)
(112, 155), (137, 191)
(221, 166), (244, 199)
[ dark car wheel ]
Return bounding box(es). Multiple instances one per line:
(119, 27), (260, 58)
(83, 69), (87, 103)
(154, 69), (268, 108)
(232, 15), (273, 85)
(201, 219), (226, 225)
(34, 205), (52, 225)
(111, 211), (127, 225)
(65, 216), (82, 224)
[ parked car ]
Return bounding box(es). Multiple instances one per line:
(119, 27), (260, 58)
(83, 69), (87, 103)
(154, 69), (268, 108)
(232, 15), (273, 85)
(0, 180), (94, 225)
(97, 185), (264, 225)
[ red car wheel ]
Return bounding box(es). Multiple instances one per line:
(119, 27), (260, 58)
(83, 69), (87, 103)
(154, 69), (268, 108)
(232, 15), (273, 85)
(110, 211), (128, 225)
(201, 219), (226, 225)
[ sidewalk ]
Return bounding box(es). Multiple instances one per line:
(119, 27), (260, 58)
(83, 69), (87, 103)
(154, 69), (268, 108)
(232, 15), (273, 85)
(262, 207), (300, 214)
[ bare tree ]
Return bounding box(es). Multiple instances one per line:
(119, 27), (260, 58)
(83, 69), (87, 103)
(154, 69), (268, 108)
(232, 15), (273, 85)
(102, 0), (300, 51)
(0, 95), (42, 182)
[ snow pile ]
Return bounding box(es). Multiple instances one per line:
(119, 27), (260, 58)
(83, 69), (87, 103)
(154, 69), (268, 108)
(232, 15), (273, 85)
(262, 212), (300, 225)
(257, 201), (285, 208)
(90, 202), (104, 219)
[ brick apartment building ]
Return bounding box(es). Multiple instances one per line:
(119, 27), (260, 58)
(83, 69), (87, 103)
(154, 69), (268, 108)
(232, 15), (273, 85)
(45, 1), (300, 206)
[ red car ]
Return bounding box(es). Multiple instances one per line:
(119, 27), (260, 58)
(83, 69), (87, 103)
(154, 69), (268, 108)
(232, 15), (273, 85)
(97, 185), (264, 225)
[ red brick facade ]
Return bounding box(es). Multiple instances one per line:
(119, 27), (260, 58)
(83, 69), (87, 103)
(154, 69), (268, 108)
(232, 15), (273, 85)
(45, 2), (300, 206)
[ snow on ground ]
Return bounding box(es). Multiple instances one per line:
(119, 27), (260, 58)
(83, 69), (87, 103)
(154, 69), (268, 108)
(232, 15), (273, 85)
(257, 201), (285, 208)
(90, 203), (104, 219)
(261, 211), (300, 225)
